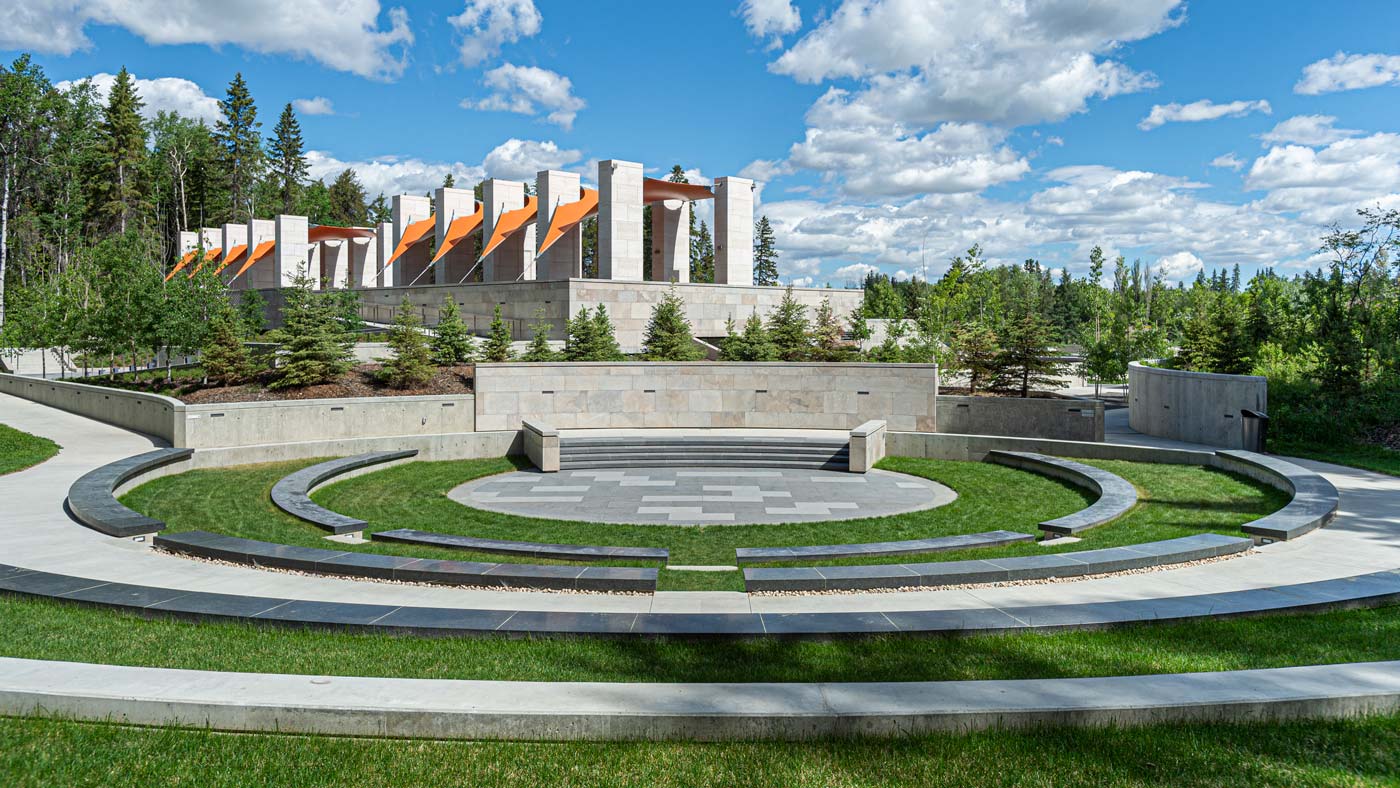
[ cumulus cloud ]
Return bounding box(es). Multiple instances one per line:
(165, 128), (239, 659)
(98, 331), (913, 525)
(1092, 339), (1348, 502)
(293, 96), (335, 116)
(56, 71), (220, 124)
(2, 1), (413, 80)
(1246, 132), (1400, 223)
(738, 0), (801, 48)
(465, 63), (585, 129)
(306, 150), (483, 198)
(480, 138), (583, 180)
(1138, 98), (1271, 131)
(1156, 251), (1204, 283)
(833, 262), (880, 282)
(1210, 153), (1245, 171)
(450, 0), (541, 67)
(1296, 52), (1400, 95)
(1258, 115), (1362, 147)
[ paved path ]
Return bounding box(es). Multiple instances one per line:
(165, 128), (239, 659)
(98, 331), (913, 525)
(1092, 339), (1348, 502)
(2, 391), (1399, 617)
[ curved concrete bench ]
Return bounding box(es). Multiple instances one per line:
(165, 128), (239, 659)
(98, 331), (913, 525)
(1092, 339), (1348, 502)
(2, 559), (1396, 638)
(270, 450), (418, 535)
(1214, 450), (1340, 543)
(743, 533), (1251, 592)
(734, 530), (1033, 564)
(985, 450), (1137, 537)
(154, 531), (657, 592)
(373, 529), (668, 563)
(67, 448), (194, 538)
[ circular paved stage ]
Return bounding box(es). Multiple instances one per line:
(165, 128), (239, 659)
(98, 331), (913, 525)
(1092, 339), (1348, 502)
(448, 467), (957, 525)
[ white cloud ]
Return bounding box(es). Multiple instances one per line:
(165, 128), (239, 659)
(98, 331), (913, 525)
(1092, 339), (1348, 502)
(788, 275), (815, 287)
(480, 138), (582, 180)
(1296, 52), (1400, 95)
(1246, 132), (1400, 224)
(56, 71), (220, 124)
(466, 63), (585, 130)
(833, 262), (880, 282)
(450, 0), (541, 67)
(1156, 251), (1203, 283)
(1210, 153), (1244, 171)
(1138, 99), (1271, 131)
(1258, 115), (1362, 147)
(293, 96), (335, 116)
(738, 0), (801, 48)
(306, 150), (483, 198)
(3, 1), (413, 80)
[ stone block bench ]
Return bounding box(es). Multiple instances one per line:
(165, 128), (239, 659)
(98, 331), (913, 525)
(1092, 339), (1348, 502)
(734, 530), (1032, 564)
(985, 450), (1137, 537)
(154, 531), (658, 592)
(1214, 450), (1340, 543)
(743, 533), (1251, 592)
(373, 528), (669, 563)
(66, 448), (194, 538)
(270, 450), (418, 535)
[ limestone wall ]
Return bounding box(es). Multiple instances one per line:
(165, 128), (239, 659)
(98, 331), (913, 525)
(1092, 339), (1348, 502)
(935, 396), (1103, 442)
(1128, 361), (1267, 449)
(473, 362), (938, 432)
(179, 395), (475, 450)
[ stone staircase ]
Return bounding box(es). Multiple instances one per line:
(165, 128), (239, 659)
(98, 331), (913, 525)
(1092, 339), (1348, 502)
(558, 435), (851, 471)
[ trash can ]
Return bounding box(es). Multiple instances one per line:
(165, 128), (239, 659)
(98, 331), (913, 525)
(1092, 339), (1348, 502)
(1241, 409), (1269, 453)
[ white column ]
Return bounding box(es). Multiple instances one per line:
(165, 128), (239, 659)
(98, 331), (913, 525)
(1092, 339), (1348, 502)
(598, 159), (644, 281)
(273, 215), (309, 288)
(714, 176), (754, 286)
(352, 233), (379, 289)
(244, 218), (276, 289)
(177, 231), (198, 256)
(200, 227), (219, 250)
(374, 221), (394, 288)
(536, 169), (582, 280)
(391, 194), (432, 287)
(650, 200), (690, 283)
(220, 222), (248, 283)
(433, 187), (476, 284)
(482, 179), (526, 282)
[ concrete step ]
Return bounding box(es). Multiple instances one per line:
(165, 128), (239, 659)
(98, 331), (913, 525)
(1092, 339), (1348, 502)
(560, 447), (849, 459)
(559, 459), (850, 470)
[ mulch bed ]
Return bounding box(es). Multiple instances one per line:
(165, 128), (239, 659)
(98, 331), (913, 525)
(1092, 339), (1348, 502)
(172, 364), (475, 404)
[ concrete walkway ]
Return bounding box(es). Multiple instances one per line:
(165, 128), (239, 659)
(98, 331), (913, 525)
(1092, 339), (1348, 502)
(2, 391), (1399, 618)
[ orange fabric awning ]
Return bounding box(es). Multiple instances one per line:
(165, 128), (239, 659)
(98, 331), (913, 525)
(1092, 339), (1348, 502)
(230, 240), (276, 280)
(431, 205), (485, 263)
(213, 244), (248, 275)
(165, 250), (197, 282)
(385, 216), (435, 268)
(536, 188), (598, 257)
(642, 178), (713, 203)
(187, 248), (222, 278)
(308, 225), (377, 242)
(479, 197), (538, 260)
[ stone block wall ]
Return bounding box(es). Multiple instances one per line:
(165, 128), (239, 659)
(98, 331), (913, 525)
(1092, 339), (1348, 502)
(935, 395), (1103, 442)
(180, 395), (475, 450)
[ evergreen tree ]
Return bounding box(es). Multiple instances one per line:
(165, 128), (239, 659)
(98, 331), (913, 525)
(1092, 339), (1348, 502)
(520, 309), (558, 362)
(563, 307), (598, 360)
(236, 289), (266, 337)
(642, 287), (703, 360)
(721, 312), (777, 361)
(266, 103), (306, 215)
(580, 216), (598, 278)
(753, 215), (779, 286)
(690, 220), (715, 283)
(214, 72), (264, 220)
(327, 168), (367, 226)
(367, 192), (391, 224)
(377, 299), (435, 388)
(95, 67), (147, 234)
(950, 321), (1000, 395)
(430, 296), (475, 364)
(766, 286), (811, 361)
(268, 273), (353, 389)
(810, 297), (845, 360)
(201, 307), (254, 386)
(590, 305), (624, 360)
(480, 305), (514, 362)
(991, 311), (1064, 397)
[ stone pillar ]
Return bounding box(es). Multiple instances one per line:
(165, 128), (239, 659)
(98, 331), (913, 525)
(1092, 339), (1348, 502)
(391, 194), (432, 287)
(650, 200), (690, 283)
(177, 231), (198, 256)
(434, 187), (477, 284)
(220, 222), (248, 281)
(714, 176), (754, 286)
(351, 233), (379, 289)
(244, 218), (276, 289)
(536, 169), (582, 280)
(272, 215), (309, 288)
(483, 179), (531, 282)
(200, 227), (220, 252)
(374, 221), (394, 288)
(598, 159), (644, 281)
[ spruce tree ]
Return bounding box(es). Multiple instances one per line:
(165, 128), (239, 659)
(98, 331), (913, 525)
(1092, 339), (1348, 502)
(563, 307), (598, 360)
(766, 286), (811, 361)
(520, 309), (558, 362)
(991, 311), (1064, 397)
(722, 312), (777, 361)
(328, 168), (367, 226)
(267, 103), (306, 215)
(950, 321), (1000, 395)
(96, 67), (147, 234)
(753, 215), (779, 286)
(480, 305), (514, 362)
(431, 296), (475, 364)
(810, 297), (845, 360)
(378, 299), (435, 388)
(268, 273), (353, 389)
(236, 289), (266, 337)
(215, 72), (264, 219)
(642, 287), (703, 360)
(690, 220), (715, 283)
(590, 305), (624, 360)
(201, 308), (254, 386)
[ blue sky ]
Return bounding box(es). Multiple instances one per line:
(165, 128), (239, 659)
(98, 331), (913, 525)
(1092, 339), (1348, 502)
(5, 1), (1400, 287)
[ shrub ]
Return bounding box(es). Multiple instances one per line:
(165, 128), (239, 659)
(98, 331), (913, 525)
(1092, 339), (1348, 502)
(377, 299), (435, 388)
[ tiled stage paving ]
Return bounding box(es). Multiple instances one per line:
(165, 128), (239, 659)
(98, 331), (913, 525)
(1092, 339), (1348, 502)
(447, 467), (957, 525)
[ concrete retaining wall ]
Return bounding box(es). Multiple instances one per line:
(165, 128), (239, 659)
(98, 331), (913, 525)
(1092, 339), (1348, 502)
(935, 395), (1103, 442)
(1128, 361), (1267, 449)
(474, 362), (939, 432)
(0, 373), (181, 444)
(179, 395), (475, 450)
(889, 431), (1213, 465)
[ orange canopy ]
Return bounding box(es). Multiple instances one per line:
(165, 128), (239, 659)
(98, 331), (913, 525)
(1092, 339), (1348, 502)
(431, 205), (485, 263)
(642, 178), (713, 203)
(479, 197), (538, 260)
(165, 250), (197, 282)
(213, 244), (248, 275)
(384, 216), (435, 268)
(536, 188), (598, 257)
(230, 240), (276, 280)
(308, 225), (377, 242)
(187, 248), (222, 278)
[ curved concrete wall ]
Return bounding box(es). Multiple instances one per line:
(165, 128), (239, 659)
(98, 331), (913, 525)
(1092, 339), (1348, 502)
(0, 373), (181, 444)
(1128, 361), (1267, 449)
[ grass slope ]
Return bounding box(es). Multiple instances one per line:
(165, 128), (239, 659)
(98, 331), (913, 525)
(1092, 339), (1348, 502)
(0, 423), (59, 476)
(1280, 442), (1400, 478)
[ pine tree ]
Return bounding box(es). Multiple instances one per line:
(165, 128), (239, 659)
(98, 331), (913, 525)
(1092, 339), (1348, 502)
(268, 273), (353, 389)
(753, 215), (779, 286)
(950, 321), (1000, 395)
(690, 220), (714, 283)
(721, 312), (777, 361)
(367, 192), (391, 224)
(328, 168), (367, 226)
(267, 103), (306, 215)
(991, 311), (1064, 397)
(563, 307), (598, 360)
(201, 308), (254, 386)
(95, 67), (147, 234)
(215, 72), (264, 219)
(521, 309), (558, 362)
(642, 288), (703, 361)
(431, 296), (475, 364)
(480, 305), (514, 362)
(766, 286), (811, 361)
(810, 297), (846, 360)
(236, 289), (266, 337)
(377, 299), (435, 388)
(590, 305), (624, 360)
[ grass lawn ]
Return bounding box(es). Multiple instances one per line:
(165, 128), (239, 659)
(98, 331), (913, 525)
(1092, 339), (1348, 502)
(4, 714), (1399, 788)
(0, 423), (59, 476)
(1279, 441), (1400, 478)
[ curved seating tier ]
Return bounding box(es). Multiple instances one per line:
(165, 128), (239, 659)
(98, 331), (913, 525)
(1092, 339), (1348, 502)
(559, 436), (850, 470)
(985, 450), (1137, 537)
(3, 560), (1397, 638)
(734, 530), (1032, 564)
(373, 528), (668, 562)
(1216, 450), (1340, 543)
(67, 448), (194, 538)
(155, 531), (657, 592)
(271, 450), (418, 534)
(743, 533), (1251, 593)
